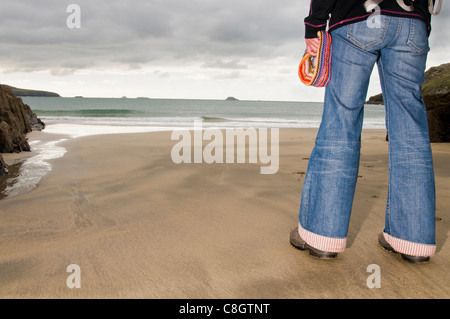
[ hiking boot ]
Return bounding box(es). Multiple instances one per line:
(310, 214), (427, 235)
(378, 233), (430, 264)
(290, 227), (338, 259)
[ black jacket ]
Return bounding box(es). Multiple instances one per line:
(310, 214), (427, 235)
(305, 0), (433, 38)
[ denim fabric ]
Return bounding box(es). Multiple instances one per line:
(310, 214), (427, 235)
(298, 16), (436, 252)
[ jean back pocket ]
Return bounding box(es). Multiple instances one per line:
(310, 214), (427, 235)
(407, 19), (429, 54)
(346, 15), (390, 51)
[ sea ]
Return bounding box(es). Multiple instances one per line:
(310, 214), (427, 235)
(24, 97), (386, 135)
(1, 97), (386, 199)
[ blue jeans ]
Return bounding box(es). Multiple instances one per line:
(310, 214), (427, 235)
(298, 16), (436, 257)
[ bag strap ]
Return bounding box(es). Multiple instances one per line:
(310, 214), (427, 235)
(298, 31), (333, 88)
(429, 0), (442, 15)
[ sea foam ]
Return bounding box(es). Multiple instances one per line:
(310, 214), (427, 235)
(2, 138), (67, 198)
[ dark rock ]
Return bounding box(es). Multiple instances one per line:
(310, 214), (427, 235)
(25, 106), (46, 131)
(0, 84), (46, 195)
(366, 93), (384, 105)
(423, 92), (450, 143)
(0, 154), (7, 176)
(0, 84), (45, 153)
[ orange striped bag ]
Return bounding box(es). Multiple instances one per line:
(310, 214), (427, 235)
(298, 31), (332, 87)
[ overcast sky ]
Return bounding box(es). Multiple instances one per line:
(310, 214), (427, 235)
(1, 0), (449, 101)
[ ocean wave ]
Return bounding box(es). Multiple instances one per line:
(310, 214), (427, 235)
(39, 115), (323, 129)
(2, 139), (67, 199)
(201, 116), (229, 122)
(40, 116), (203, 126)
(35, 108), (138, 117)
(38, 113), (384, 131)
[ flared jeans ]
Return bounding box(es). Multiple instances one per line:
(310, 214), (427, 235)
(298, 16), (436, 257)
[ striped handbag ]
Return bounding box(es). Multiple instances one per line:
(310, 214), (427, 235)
(298, 31), (332, 87)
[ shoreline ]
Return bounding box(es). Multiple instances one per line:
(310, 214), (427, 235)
(0, 127), (449, 298)
(0, 122), (381, 200)
(1, 124), (387, 200)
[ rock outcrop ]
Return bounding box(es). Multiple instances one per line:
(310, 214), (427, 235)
(0, 155), (7, 176)
(0, 84), (45, 176)
(423, 92), (450, 143)
(366, 62), (450, 142)
(366, 93), (384, 105)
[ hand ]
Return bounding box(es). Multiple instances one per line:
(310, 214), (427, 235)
(305, 37), (320, 56)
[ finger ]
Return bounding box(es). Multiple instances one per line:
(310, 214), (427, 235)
(306, 38), (320, 46)
(305, 38), (320, 56)
(307, 47), (317, 56)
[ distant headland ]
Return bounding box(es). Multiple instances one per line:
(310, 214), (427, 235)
(3, 85), (60, 97)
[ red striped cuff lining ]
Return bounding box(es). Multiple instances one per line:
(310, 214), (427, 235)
(383, 232), (436, 257)
(298, 223), (347, 253)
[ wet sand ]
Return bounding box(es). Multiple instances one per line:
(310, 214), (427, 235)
(0, 128), (449, 298)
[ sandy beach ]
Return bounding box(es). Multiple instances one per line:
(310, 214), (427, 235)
(0, 128), (449, 299)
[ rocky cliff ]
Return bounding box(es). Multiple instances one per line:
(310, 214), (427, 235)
(0, 84), (45, 176)
(366, 62), (450, 142)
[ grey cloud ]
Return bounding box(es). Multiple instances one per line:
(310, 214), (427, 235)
(0, 0), (447, 76)
(0, 0), (305, 73)
(202, 59), (248, 69)
(214, 71), (241, 80)
(429, 4), (450, 50)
